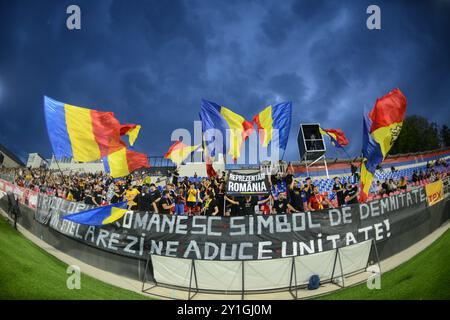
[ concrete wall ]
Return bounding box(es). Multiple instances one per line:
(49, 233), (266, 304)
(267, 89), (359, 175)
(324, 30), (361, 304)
(47, 158), (105, 174)
(0, 197), (448, 285)
(0, 151), (22, 168)
(26, 153), (48, 168)
(0, 198), (149, 281)
(178, 154), (226, 178)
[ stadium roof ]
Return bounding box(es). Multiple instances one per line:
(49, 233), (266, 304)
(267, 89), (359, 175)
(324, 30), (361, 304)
(0, 143), (25, 166)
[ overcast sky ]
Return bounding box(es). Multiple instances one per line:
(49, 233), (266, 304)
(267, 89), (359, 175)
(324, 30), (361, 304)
(0, 0), (449, 163)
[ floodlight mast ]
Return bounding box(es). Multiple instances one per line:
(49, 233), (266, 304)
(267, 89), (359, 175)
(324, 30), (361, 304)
(297, 123), (329, 179)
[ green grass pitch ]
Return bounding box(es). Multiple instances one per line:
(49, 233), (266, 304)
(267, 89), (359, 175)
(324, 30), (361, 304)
(318, 228), (450, 300)
(0, 217), (151, 299)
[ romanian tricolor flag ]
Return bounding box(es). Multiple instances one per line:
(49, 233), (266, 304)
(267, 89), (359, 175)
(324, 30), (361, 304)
(62, 202), (128, 226)
(199, 99), (254, 161)
(120, 124), (141, 146)
(164, 140), (200, 165)
(253, 102), (292, 150)
(319, 128), (349, 148)
(359, 88), (407, 202)
(44, 96), (124, 162)
(103, 147), (150, 178)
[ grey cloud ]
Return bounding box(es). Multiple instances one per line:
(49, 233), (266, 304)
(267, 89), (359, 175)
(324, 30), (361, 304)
(0, 0), (449, 163)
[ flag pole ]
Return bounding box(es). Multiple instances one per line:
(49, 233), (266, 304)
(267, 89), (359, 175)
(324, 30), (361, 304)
(222, 150), (227, 216)
(52, 153), (69, 186)
(281, 147), (286, 162)
(359, 106), (367, 174)
(339, 146), (353, 160)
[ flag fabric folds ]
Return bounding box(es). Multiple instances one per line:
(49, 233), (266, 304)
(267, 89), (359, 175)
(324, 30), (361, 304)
(253, 102), (292, 151)
(319, 127), (349, 147)
(201, 138), (218, 177)
(164, 141), (200, 165)
(62, 202), (128, 226)
(44, 96), (124, 162)
(200, 99), (254, 161)
(205, 156), (218, 178)
(103, 147), (150, 178)
(359, 88), (407, 202)
(120, 124), (141, 146)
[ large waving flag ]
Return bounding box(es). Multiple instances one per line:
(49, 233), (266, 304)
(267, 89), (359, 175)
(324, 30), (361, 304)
(103, 147), (149, 178)
(360, 88), (407, 202)
(62, 202), (128, 226)
(44, 96), (124, 162)
(120, 124), (141, 146)
(253, 102), (292, 151)
(319, 128), (349, 148)
(164, 140), (200, 165)
(199, 99), (254, 161)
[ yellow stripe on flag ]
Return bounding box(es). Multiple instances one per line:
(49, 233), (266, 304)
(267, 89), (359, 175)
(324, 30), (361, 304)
(259, 105), (273, 147)
(328, 132), (338, 140)
(319, 127), (337, 146)
(65, 104), (101, 162)
(170, 145), (199, 165)
(220, 106), (246, 159)
(107, 148), (129, 178)
(360, 162), (374, 197)
(102, 207), (128, 224)
(127, 125), (141, 146)
(371, 121), (403, 158)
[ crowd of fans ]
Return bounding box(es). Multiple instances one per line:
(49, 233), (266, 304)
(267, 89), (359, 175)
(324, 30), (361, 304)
(0, 157), (447, 216)
(373, 159), (448, 197)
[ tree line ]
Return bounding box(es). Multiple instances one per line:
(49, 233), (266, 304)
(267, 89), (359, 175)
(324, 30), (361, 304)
(390, 115), (450, 155)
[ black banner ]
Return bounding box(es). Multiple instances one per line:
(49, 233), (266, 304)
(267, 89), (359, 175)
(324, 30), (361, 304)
(35, 187), (430, 261)
(226, 170), (270, 196)
(35, 194), (94, 225)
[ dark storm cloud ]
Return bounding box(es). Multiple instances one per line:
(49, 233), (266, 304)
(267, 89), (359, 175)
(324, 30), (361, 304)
(0, 0), (449, 162)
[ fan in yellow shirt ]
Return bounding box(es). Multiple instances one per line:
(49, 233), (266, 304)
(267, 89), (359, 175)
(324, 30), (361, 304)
(66, 192), (74, 201)
(125, 185), (140, 209)
(187, 185), (198, 202)
(186, 184), (198, 214)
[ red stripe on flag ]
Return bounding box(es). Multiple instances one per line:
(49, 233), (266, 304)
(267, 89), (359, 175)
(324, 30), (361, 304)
(126, 149), (150, 172)
(119, 123), (138, 136)
(369, 88), (407, 133)
(252, 113), (265, 144)
(241, 120), (254, 142)
(164, 140), (186, 158)
(359, 184), (368, 202)
(324, 128), (349, 146)
(90, 110), (124, 157)
(205, 155), (217, 177)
